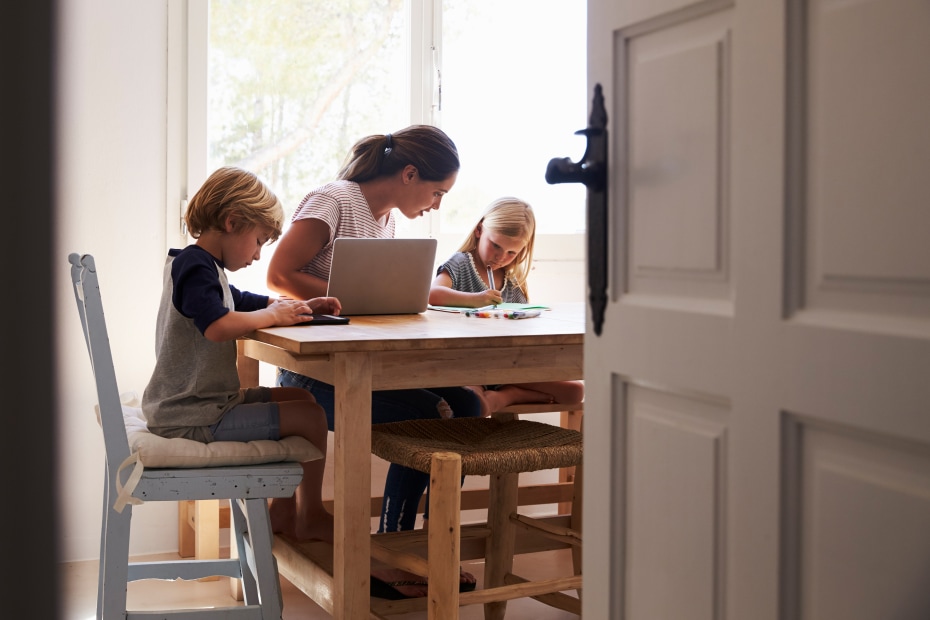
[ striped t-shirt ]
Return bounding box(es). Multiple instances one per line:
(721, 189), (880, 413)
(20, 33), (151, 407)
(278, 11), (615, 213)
(291, 180), (396, 280)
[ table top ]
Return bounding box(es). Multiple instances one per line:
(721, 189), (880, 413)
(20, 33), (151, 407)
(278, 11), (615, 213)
(248, 302), (586, 355)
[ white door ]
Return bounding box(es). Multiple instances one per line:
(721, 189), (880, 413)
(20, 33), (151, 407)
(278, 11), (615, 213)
(576, 0), (930, 618)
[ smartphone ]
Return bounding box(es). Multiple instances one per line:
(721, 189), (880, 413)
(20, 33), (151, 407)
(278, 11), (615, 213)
(296, 314), (350, 326)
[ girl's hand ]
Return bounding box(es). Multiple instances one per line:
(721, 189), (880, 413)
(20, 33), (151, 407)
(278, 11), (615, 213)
(267, 298), (313, 325)
(477, 290), (503, 306)
(307, 296), (343, 316)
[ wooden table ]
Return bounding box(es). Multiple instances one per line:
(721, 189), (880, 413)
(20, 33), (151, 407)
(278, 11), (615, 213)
(237, 303), (584, 619)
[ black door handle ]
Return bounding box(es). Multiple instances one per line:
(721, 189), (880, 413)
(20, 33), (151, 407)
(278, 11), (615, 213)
(546, 84), (608, 335)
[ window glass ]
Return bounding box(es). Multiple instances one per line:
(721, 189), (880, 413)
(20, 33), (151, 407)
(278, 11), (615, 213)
(202, 0), (586, 295)
(208, 0), (408, 221)
(439, 0), (587, 235)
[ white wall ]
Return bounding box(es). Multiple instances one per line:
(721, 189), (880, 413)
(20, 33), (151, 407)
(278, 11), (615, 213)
(56, 0), (176, 562)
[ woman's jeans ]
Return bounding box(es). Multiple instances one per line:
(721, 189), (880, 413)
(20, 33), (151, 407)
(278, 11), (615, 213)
(276, 368), (480, 532)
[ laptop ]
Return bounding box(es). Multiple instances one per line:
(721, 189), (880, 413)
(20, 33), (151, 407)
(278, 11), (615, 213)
(325, 237), (438, 315)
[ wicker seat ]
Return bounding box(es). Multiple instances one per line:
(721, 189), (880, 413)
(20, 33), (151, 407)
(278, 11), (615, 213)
(369, 415), (583, 620)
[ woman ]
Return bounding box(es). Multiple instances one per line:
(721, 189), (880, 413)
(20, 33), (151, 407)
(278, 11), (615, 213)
(267, 124), (479, 599)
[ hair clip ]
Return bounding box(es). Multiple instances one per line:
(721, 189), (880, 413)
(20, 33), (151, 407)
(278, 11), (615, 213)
(384, 133), (393, 156)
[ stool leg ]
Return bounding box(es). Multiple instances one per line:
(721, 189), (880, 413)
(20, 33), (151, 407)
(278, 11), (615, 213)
(484, 470), (518, 620)
(428, 452), (462, 620)
(559, 409), (583, 514)
(570, 460), (583, 601)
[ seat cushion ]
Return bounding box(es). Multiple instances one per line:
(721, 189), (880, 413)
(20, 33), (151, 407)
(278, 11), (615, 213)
(123, 404), (323, 468)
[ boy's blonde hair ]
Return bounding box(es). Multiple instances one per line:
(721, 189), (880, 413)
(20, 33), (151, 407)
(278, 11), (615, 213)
(457, 197), (536, 298)
(185, 166), (284, 240)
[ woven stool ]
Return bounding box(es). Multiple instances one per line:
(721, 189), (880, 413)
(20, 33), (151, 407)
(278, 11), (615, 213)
(370, 415), (583, 620)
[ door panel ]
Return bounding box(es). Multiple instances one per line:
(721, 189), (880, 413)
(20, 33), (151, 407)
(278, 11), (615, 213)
(628, 11), (732, 301)
(583, 0), (930, 618)
(785, 418), (930, 619)
(626, 385), (728, 620)
(796, 0), (930, 326)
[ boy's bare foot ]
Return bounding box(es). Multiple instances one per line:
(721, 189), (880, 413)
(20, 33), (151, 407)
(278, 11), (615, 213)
(287, 511), (335, 543)
(269, 499), (335, 543)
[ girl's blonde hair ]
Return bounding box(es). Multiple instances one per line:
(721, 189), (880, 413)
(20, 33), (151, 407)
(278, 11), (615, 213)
(185, 166), (285, 240)
(458, 197), (536, 298)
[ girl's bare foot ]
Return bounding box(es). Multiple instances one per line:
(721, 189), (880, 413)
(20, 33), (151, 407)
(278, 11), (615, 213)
(466, 385), (508, 417)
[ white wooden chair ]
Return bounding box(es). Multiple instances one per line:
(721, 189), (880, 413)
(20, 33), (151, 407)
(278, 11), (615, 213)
(69, 252), (322, 620)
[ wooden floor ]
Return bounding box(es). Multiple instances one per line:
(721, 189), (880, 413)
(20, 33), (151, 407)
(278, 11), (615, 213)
(60, 547), (580, 620)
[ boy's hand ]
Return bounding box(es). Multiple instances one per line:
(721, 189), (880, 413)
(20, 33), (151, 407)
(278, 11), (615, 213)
(267, 298), (313, 326)
(307, 296), (342, 316)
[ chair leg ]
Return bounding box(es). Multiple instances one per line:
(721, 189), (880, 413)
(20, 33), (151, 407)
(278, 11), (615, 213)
(427, 452), (462, 620)
(96, 475), (109, 620)
(229, 498), (259, 605)
(241, 497), (284, 618)
(483, 470), (519, 620)
(99, 474), (132, 620)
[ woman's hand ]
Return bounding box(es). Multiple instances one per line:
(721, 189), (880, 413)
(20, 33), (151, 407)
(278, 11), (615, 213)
(307, 296), (343, 316)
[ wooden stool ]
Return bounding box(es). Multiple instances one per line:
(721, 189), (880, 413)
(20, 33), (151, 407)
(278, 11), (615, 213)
(369, 415), (583, 619)
(495, 402), (583, 515)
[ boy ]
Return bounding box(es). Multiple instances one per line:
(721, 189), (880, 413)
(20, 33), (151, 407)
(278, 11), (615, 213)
(142, 166), (341, 541)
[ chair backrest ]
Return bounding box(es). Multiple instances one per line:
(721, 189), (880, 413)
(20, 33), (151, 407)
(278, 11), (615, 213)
(69, 253), (132, 469)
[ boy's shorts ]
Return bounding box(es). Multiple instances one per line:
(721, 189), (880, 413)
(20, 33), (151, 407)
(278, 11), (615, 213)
(209, 386), (281, 442)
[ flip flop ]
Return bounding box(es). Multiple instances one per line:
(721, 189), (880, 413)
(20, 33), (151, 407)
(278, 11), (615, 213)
(369, 575), (477, 599)
(370, 576), (427, 600)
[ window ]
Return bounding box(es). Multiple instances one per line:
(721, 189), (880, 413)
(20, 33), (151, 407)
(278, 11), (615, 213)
(437, 0), (588, 237)
(171, 0), (586, 300)
(206, 0), (409, 222)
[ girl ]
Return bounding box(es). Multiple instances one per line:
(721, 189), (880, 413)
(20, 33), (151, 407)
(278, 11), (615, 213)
(266, 125), (480, 598)
(141, 166), (340, 543)
(429, 197), (585, 414)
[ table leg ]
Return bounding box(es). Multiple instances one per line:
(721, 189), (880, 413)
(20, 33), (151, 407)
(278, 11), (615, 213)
(236, 339), (260, 388)
(332, 352), (372, 619)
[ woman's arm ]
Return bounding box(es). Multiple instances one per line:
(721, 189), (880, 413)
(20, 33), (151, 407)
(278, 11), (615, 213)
(267, 218), (332, 299)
